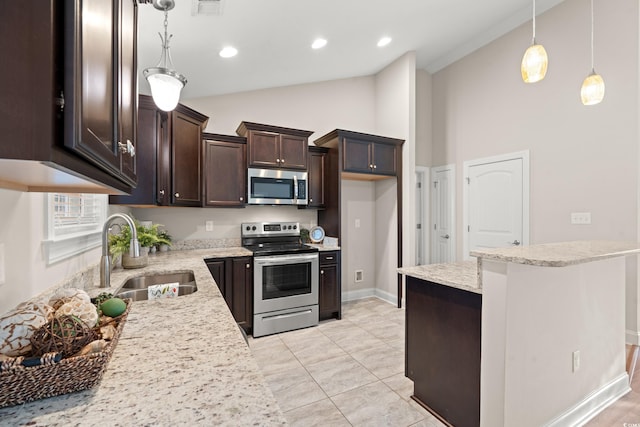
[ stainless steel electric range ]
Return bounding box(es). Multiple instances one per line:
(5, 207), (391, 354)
(242, 222), (319, 337)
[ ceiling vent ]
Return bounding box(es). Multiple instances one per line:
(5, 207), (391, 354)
(191, 0), (224, 16)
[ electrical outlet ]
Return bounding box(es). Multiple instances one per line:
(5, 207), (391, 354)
(355, 270), (363, 282)
(205, 220), (214, 232)
(355, 219), (361, 228)
(572, 350), (581, 372)
(571, 212), (591, 225)
(0, 243), (4, 285)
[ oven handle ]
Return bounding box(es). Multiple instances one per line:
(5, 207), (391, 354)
(262, 308), (313, 321)
(293, 175), (298, 203)
(254, 253), (318, 265)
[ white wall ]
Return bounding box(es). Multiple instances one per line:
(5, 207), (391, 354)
(431, 0), (640, 340)
(0, 190), (130, 315)
(185, 76), (376, 138)
(373, 51), (417, 303)
(415, 69), (432, 167)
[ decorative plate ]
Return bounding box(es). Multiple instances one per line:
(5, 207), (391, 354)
(309, 226), (325, 243)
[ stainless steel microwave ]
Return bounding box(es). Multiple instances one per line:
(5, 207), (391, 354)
(247, 168), (308, 205)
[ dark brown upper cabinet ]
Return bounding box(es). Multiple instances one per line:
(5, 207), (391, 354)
(236, 122), (313, 171)
(203, 133), (247, 207)
(315, 129), (403, 180)
(307, 146), (328, 208)
(110, 95), (209, 206)
(0, 0), (139, 193)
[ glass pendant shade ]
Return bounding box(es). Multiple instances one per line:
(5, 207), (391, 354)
(580, 72), (605, 106)
(143, 0), (187, 112)
(521, 43), (548, 83)
(144, 68), (186, 112)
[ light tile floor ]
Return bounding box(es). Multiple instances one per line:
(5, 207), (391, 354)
(248, 298), (444, 426)
(249, 297), (640, 426)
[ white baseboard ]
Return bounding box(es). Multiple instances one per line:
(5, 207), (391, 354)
(342, 288), (398, 306)
(626, 329), (640, 346)
(543, 373), (631, 427)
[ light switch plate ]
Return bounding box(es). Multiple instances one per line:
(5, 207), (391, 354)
(0, 243), (5, 285)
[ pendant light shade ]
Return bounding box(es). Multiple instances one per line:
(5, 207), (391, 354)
(581, 0), (604, 106)
(143, 0), (187, 112)
(521, 44), (548, 83)
(581, 72), (605, 105)
(521, 0), (548, 83)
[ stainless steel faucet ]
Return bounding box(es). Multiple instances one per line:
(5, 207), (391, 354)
(100, 213), (140, 288)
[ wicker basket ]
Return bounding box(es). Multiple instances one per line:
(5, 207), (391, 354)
(0, 299), (131, 408)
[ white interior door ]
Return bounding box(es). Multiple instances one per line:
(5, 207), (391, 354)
(415, 166), (429, 265)
(464, 152), (529, 257)
(431, 165), (455, 263)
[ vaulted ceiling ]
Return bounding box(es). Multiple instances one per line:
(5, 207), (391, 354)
(137, 0), (566, 99)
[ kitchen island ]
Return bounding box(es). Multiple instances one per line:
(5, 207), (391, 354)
(400, 241), (640, 427)
(0, 248), (287, 426)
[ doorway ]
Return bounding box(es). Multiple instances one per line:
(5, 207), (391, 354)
(463, 151), (530, 259)
(415, 167), (429, 265)
(430, 164), (456, 264)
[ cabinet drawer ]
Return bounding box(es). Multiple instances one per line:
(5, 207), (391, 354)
(320, 251), (339, 265)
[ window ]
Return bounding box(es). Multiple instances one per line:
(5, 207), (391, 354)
(43, 193), (108, 264)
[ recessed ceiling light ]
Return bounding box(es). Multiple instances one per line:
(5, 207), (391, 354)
(219, 46), (238, 58)
(377, 37), (392, 47)
(312, 38), (327, 49)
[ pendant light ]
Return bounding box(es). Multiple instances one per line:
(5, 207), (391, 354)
(143, 0), (187, 112)
(521, 0), (548, 83)
(580, 0), (605, 106)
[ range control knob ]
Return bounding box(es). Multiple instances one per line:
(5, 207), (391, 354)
(293, 225), (297, 230)
(245, 226), (250, 231)
(252, 225), (256, 231)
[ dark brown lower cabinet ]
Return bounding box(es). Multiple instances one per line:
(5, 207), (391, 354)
(205, 256), (253, 333)
(319, 251), (341, 320)
(405, 276), (481, 427)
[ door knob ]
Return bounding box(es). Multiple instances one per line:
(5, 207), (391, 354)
(442, 234), (450, 239)
(511, 240), (521, 246)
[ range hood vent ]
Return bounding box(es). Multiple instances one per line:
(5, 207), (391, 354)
(191, 0), (224, 16)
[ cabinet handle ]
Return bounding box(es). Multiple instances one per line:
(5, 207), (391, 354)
(159, 190), (165, 195)
(175, 192), (180, 198)
(118, 141), (128, 154)
(369, 164), (373, 169)
(281, 159), (284, 163)
(246, 263), (250, 269)
(276, 159), (280, 163)
(325, 256), (334, 260)
(309, 198), (313, 203)
(239, 196), (244, 201)
(373, 165), (377, 169)
(321, 270), (324, 275)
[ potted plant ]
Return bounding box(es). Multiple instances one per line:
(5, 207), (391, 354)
(156, 229), (172, 252)
(109, 221), (169, 268)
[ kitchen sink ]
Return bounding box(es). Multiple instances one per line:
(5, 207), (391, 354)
(116, 272), (197, 301)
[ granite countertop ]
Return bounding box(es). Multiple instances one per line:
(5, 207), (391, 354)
(470, 240), (640, 267)
(398, 260), (481, 294)
(0, 247), (287, 426)
(307, 243), (341, 251)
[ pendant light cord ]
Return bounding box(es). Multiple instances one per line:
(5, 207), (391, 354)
(532, 0), (536, 44)
(590, 0), (595, 73)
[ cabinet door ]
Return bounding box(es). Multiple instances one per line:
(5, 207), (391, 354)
(171, 111), (202, 206)
(342, 138), (372, 174)
(117, 0), (138, 185)
(279, 134), (308, 170)
(206, 259), (228, 302)
(372, 142), (397, 176)
(307, 148), (326, 207)
(319, 264), (339, 317)
(232, 257), (253, 332)
(204, 140), (246, 207)
(248, 131), (280, 168)
(64, 0), (120, 176)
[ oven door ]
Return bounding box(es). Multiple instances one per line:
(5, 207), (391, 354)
(253, 252), (319, 314)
